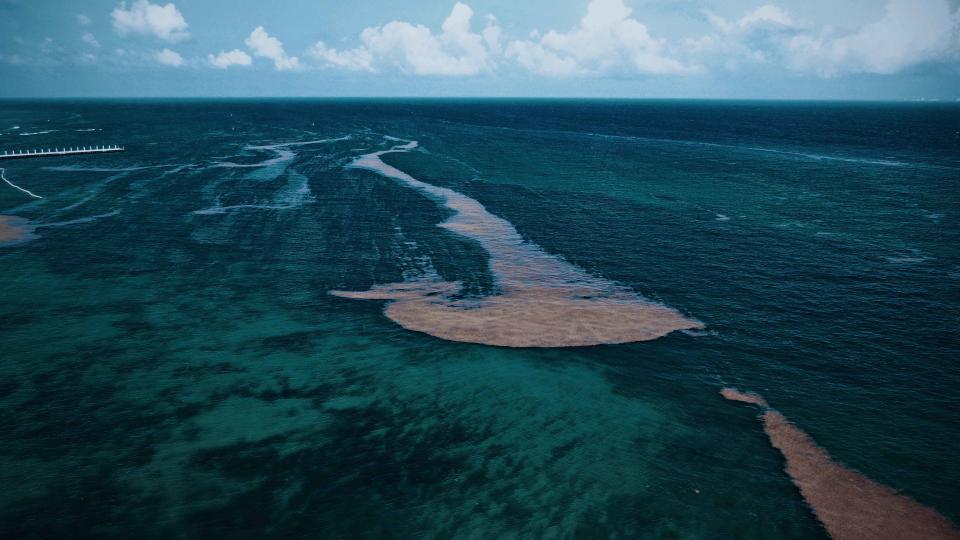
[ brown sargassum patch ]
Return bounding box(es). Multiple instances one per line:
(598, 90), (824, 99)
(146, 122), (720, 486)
(722, 388), (960, 540)
(0, 215), (33, 246)
(332, 142), (702, 348)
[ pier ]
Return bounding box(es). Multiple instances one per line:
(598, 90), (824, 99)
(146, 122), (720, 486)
(0, 145), (125, 160)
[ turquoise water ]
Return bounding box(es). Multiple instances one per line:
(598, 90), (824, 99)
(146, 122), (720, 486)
(0, 100), (957, 538)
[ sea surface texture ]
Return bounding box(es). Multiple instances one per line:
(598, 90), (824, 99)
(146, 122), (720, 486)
(0, 100), (957, 539)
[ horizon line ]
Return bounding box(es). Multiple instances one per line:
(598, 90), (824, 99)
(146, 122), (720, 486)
(1, 96), (959, 104)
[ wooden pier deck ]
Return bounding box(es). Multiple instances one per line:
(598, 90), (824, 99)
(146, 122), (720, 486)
(0, 145), (125, 160)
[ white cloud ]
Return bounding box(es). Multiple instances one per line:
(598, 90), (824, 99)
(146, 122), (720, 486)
(787, 0), (959, 76)
(701, 4), (794, 36)
(312, 2), (501, 76)
(97, 0), (955, 82)
(687, 0), (959, 77)
(112, 0), (189, 43)
(308, 42), (374, 71)
(208, 49), (253, 69)
(155, 47), (184, 67)
(82, 32), (101, 48)
(77, 14), (92, 26)
(245, 26), (302, 71)
(505, 0), (689, 76)
(684, 5), (797, 69)
(482, 15), (502, 54)
(506, 41), (585, 76)
(732, 5), (793, 30)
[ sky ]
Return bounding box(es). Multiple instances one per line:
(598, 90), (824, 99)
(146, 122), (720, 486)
(0, 0), (958, 99)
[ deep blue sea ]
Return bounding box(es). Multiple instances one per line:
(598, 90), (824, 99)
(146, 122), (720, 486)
(0, 99), (958, 539)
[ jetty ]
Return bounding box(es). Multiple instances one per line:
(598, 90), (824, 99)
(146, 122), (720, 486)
(0, 145), (125, 160)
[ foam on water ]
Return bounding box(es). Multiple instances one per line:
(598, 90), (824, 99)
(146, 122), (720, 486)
(439, 120), (930, 169)
(44, 165), (169, 173)
(57, 194), (98, 213)
(215, 136), (351, 169)
(721, 388), (960, 540)
(193, 203), (298, 215)
(35, 210), (120, 228)
(885, 255), (934, 265)
(1, 168), (43, 199)
(215, 148), (295, 169)
(743, 145), (909, 167)
(263, 135), (352, 148)
(194, 168), (314, 215)
(272, 170), (313, 206)
(332, 139), (702, 347)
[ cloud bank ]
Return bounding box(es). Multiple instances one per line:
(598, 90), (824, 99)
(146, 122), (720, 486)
(507, 0), (690, 76)
(95, 0), (959, 82)
(787, 0), (960, 76)
(310, 2), (501, 76)
(298, 0), (959, 78)
(689, 0), (959, 77)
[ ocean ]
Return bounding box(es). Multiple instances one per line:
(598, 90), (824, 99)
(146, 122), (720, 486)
(0, 99), (957, 538)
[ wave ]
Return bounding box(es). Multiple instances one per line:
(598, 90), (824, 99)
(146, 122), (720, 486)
(254, 135), (352, 149)
(43, 165), (152, 172)
(741, 145), (907, 167)
(331, 139), (702, 347)
(721, 388), (960, 540)
(1, 168), (43, 199)
(57, 194), (98, 213)
(884, 248), (934, 265)
(192, 203), (299, 215)
(19, 130), (57, 136)
(272, 170), (313, 207)
(35, 210), (120, 228)
(885, 256), (933, 265)
(194, 167), (315, 215)
(215, 148), (295, 169)
(436, 120), (946, 170)
(214, 135), (351, 170)
(590, 132), (916, 168)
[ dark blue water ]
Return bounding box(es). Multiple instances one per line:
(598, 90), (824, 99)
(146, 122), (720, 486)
(0, 99), (957, 538)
